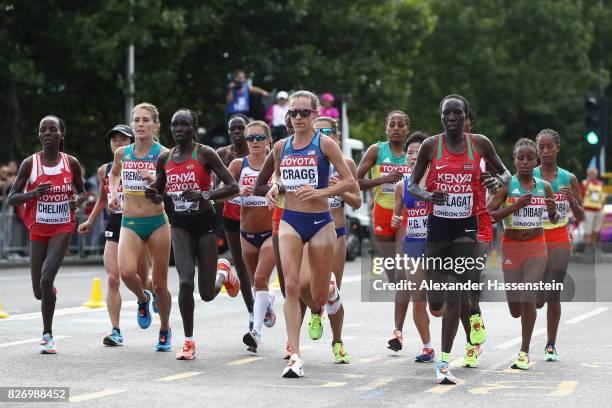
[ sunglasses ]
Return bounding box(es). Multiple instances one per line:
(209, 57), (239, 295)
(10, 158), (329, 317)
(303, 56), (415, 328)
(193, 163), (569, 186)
(318, 127), (336, 136)
(246, 134), (268, 142)
(229, 125), (245, 132)
(288, 109), (316, 118)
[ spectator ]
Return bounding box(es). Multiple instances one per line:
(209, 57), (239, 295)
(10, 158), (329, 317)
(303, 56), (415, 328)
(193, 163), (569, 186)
(319, 92), (339, 119)
(581, 167), (607, 249)
(0, 165), (10, 206)
(225, 69), (269, 120)
(266, 91), (290, 142)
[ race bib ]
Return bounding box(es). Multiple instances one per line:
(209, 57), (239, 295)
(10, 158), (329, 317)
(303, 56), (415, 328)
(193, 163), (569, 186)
(121, 160), (155, 193)
(36, 194), (71, 224)
(168, 191), (199, 212)
(509, 196), (545, 228)
(380, 164), (411, 194)
(280, 156), (318, 192)
(433, 193), (473, 218)
(405, 204), (428, 239)
(542, 192), (568, 222)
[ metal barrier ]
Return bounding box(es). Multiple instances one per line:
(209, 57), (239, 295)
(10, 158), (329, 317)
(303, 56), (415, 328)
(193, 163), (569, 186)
(0, 202), (105, 263)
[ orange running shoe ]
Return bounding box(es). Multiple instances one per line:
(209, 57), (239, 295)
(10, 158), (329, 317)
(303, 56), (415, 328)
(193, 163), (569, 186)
(176, 339), (196, 360)
(218, 258), (240, 297)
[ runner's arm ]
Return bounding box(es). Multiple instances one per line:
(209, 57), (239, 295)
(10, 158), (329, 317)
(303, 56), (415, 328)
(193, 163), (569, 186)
(216, 158), (242, 202)
(253, 150), (275, 196)
(6, 157), (37, 206)
(83, 165), (108, 224)
(340, 158), (361, 209)
(567, 174), (584, 222)
(356, 144), (389, 190)
(202, 145), (239, 201)
(486, 184), (514, 223)
(68, 156), (86, 208)
(316, 137), (355, 197)
(544, 181), (559, 224)
(108, 147), (124, 199)
(407, 137), (435, 201)
(475, 135), (511, 190)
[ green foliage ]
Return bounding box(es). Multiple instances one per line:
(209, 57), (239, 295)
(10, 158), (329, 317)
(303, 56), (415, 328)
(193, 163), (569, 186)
(0, 0), (609, 177)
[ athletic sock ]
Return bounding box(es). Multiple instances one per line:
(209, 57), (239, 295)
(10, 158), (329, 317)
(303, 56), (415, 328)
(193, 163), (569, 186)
(441, 352), (450, 363)
(43, 331), (52, 338)
(253, 290), (269, 334)
(423, 342), (432, 349)
(113, 327), (121, 334)
(185, 336), (194, 342)
(469, 307), (481, 316)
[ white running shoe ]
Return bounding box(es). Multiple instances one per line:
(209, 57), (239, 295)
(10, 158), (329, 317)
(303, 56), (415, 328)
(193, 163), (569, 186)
(282, 354), (304, 378)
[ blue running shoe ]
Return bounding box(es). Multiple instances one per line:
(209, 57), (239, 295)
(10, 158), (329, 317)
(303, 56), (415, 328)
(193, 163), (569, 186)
(155, 329), (172, 352)
(103, 329), (124, 346)
(435, 361), (456, 384)
(137, 290), (152, 329)
(152, 293), (158, 314)
(415, 348), (435, 363)
(264, 293), (276, 328)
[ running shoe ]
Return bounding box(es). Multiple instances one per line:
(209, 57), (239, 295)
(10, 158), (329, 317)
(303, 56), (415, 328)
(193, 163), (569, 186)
(39, 333), (56, 354)
(435, 361), (456, 384)
(282, 354), (304, 378)
(248, 312), (254, 331)
(463, 343), (478, 368)
(243, 330), (261, 352)
(333, 342), (350, 364)
(283, 341), (292, 360)
(469, 312), (487, 345)
(544, 344), (558, 362)
(176, 339), (196, 360)
(387, 329), (403, 352)
(152, 293), (158, 314)
(511, 351), (530, 370)
(155, 329), (172, 352)
(137, 290), (152, 329)
(263, 293), (276, 328)
(415, 347), (435, 363)
(103, 329), (124, 347)
(308, 311), (323, 340)
(218, 258), (240, 297)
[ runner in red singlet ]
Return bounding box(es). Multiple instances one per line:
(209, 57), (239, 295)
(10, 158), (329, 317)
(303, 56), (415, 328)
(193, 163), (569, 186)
(408, 95), (510, 384)
(8, 115), (86, 354)
(147, 109), (240, 360)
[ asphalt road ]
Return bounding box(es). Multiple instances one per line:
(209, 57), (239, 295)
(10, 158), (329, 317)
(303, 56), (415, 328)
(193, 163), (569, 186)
(0, 259), (611, 407)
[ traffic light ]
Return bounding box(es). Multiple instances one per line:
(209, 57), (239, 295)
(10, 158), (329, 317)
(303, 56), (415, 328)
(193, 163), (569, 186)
(584, 96), (608, 146)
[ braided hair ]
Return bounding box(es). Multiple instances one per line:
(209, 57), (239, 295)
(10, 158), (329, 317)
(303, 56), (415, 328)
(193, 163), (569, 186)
(535, 128), (560, 145)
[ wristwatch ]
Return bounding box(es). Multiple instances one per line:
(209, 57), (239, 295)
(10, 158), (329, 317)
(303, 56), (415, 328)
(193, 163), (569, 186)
(201, 191), (211, 200)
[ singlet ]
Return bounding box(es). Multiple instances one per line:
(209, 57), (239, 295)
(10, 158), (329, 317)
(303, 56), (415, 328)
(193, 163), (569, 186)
(120, 142), (163, 195)
(164, 144), (212, 212)
(25, 152), (75, 234)
(403, 177), (428, 240)
(426, 133), (482, 219)
(328, 163), (344, 210)
(104, 162), (123, 214)
(502, 175), (547, 230)
(582, 179), (605, 211)
(371, 141), (410, 209)
(533, 166), (572, 229)
(238, 157), (269, 207)
(279, 131), (330, 192)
